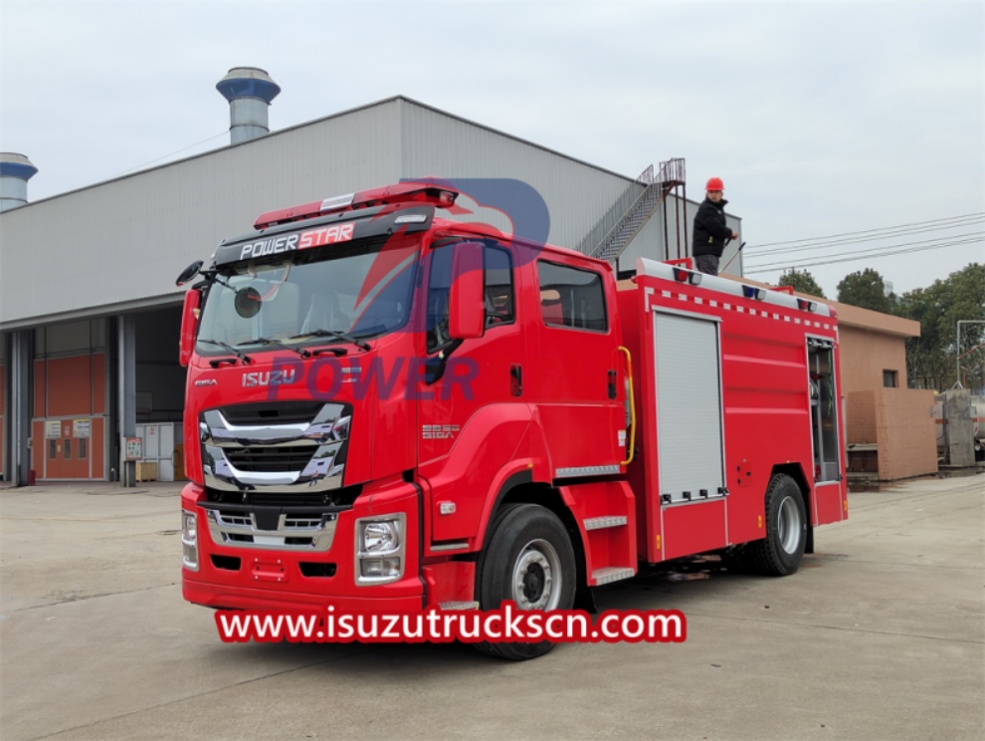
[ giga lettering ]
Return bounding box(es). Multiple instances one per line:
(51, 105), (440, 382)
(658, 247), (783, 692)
(242, 369), (298, 388)
(239, 233), (300, 260)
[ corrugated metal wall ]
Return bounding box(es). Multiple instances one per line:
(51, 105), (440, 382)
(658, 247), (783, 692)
(0, 101), (404, 327)
(1, 96), (708, 327)
(398, 101), (636, 252)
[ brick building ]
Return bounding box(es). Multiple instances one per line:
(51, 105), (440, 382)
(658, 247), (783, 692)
(837, 304), (937, 481)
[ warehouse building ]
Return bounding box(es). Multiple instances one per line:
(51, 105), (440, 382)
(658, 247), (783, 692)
(2, 68), (939, 486)
(2, 68), (742, 484)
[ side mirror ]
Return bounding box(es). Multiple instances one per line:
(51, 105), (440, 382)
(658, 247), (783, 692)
(448, 242), (485, 340)
(176, 260), (204, 287)
(179, 289), (201, 367)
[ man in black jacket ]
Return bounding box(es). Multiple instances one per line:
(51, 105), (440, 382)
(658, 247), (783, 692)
(692, 177), (738, 276)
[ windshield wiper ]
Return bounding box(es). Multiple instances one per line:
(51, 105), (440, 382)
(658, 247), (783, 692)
(197, 339), (253, 367)
(289, 329), (371, 352)
(241, 336), (309, 358)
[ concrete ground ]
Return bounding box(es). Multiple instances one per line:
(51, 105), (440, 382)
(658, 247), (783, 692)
(1, 475), (982, 741)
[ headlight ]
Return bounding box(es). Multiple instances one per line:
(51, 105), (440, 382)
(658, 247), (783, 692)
(182, 510), (199, 571)
(362, 521), (400, 553)
(355, 515), (406, 584)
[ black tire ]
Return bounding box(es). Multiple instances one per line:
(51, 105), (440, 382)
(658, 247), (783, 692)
(747, 474), (807, 576)
(474, 503), (576, 660)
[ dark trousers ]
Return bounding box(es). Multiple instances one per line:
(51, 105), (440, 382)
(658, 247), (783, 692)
(695, 254), (720, 276)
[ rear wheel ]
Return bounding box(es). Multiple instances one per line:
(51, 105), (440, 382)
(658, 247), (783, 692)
(747, 474), (807, 576)
(475, 503), (576, 660)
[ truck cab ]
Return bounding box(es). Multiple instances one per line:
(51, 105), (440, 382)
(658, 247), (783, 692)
(179, 183), (631, 629)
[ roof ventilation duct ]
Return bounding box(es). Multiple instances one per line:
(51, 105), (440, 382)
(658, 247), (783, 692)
(0, 153), (38, 212)
(216, 67), (281, 145)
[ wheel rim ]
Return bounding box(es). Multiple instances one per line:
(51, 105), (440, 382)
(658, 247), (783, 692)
(776, 496), (802, 554)
(511, 538), (562, 610)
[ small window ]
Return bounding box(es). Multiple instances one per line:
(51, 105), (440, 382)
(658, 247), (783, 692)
(426, 246), (453, 354)
(48, 439), (58, 460)
(484, 246), (515, 327)
(883, 370), (898, 388)
(78, 438), (88, 459)
(427, 241), (516, 353)
(63, 438), (72, 460)
(537, 261), (607, 332)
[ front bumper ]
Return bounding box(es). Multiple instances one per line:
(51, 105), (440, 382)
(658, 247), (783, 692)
(181, 478), (423, 612)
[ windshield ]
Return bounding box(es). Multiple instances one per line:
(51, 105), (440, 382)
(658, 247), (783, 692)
(196, 234), (421, 353)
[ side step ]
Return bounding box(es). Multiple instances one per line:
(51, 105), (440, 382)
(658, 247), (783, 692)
(591, 567), (635, 586)
(439, 601), (479, 610)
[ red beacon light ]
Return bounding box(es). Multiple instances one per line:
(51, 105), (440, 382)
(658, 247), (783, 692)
(672, 267), (703, 286)
(253, 182), (460, 229)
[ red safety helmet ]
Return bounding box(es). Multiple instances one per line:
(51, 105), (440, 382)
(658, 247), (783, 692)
(706, 177), (724, 192)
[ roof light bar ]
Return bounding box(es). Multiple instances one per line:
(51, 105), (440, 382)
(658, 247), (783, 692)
(798, 298), (818, 312)
(253, 182), (461, 229)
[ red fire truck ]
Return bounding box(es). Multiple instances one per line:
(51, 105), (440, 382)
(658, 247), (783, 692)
(177, 181), (847, 659)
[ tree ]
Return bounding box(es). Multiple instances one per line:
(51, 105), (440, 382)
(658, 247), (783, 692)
(897, 263), (985, 390)
(779, 269), (826, 298)
(836, 268), (894, 313)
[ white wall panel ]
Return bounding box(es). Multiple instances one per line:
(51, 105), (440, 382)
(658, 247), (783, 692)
(2, 96), (732, 328)
(398, 101), (637, 252)
(1, 101), (403, 327)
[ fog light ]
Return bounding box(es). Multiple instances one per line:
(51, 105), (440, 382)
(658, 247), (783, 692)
(360, 557), (402, 578)
(182, 510), (199, 571)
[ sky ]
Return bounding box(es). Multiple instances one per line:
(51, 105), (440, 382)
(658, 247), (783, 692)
(1, 0), (983, 298)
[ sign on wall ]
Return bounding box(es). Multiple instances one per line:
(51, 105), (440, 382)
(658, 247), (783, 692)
(125, 437), (143, 461)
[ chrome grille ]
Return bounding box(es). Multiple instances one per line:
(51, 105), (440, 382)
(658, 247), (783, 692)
(223, 444), (315, 472)
(200, 402), (351, 494)
(205, 508), (339, 552)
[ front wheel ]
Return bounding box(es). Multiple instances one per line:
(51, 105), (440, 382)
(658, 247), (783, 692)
(475, 504), (576, 660)
(747, 474), (807, 576)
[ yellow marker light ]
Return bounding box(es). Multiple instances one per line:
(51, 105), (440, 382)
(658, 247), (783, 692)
(758, 515), (763, 529)
(656, 534), (661, 550)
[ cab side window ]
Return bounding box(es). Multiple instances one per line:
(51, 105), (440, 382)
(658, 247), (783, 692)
(426, 246), (453, 354)
(484, 246), (514, 327)
(537, 260), (607, 332)
(426, 242), (515, 353)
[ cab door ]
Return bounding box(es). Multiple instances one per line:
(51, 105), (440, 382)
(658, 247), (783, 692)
(417, 239), (527, 545)
(527, 257), (624, 477)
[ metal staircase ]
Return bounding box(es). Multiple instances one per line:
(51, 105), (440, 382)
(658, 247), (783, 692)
(580, 159), (687, 264)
